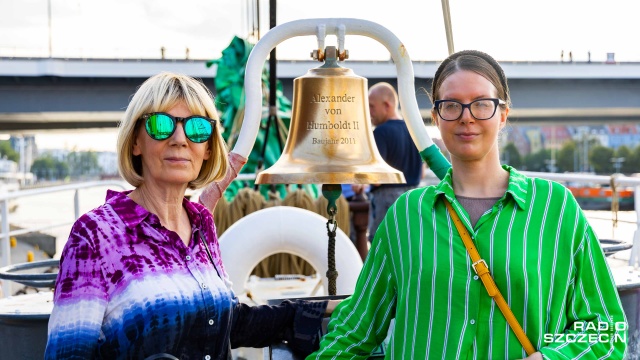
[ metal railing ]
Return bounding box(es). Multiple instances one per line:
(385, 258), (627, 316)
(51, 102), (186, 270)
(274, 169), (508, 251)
(1, 172), (639, 297)
(0, 180), (129, 296)
(235, 171), (640, 258)
(235, 170), (640, 234)
(524, 171), (640, 265)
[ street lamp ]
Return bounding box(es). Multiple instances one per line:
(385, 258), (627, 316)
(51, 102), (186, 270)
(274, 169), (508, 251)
(610, 157), (625, 174)
(47, 0), (53, 57)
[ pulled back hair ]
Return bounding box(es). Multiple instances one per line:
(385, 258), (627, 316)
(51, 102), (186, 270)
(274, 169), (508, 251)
(431, 50), (511, 107)
(117, 72), (229, 190)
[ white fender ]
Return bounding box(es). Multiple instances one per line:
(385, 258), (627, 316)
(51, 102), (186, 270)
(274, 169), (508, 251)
(219, 206), (363, 296)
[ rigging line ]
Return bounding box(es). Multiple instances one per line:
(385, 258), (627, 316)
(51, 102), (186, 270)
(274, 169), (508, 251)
(241, 0), (247, 40)
(249, 0), (254, 41)
(256, 0), (261, 40)
(440, 0), (455, 55)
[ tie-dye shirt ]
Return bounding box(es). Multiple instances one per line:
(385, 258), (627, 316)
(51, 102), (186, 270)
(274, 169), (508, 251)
(45, 190), (327, 359)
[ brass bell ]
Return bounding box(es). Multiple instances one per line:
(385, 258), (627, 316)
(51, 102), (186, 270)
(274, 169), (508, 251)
(256, 46), (405, 185)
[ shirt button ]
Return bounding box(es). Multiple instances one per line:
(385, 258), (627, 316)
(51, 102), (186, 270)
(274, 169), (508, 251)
(201, 283), (207, 289)
(473, 275), (479, 280)
(470, 319), (476, 325)
(208, 319), (214, 325)
(205, 355), (211, 360)
(186, 255), (191, 261)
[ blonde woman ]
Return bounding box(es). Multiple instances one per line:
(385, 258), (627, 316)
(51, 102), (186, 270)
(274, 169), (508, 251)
(46, 72), (333, 359)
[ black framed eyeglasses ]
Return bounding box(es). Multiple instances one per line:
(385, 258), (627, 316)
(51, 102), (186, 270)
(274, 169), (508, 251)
(140, 112), (216, 143)
(434, 98), (506, 121)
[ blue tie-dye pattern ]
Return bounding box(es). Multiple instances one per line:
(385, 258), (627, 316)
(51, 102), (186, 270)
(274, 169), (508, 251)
(46, 190), (329, 359)
(45, 190), (236, 359)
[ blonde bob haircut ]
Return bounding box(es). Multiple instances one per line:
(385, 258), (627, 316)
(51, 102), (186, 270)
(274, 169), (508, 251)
(117, 72), (229, 190)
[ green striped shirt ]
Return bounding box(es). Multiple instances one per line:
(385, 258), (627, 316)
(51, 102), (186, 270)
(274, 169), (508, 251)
(310, 166), (626, 359)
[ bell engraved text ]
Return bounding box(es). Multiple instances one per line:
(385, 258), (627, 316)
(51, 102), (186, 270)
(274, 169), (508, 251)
(310, 93), (355, 103)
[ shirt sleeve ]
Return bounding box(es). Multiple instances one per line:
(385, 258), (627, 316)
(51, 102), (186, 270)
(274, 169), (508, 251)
(539, 224), (627, 359)
(230, 299), (328, 357)
(45, 218), (108, 359)
(308, 223), (398, 359)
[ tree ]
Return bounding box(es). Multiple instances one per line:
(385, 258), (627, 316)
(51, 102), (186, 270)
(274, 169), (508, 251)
(55, 161), (70, 179)
(588, 145), (615, 174)
(31, 155), (69, 181)
(572, 134), (602, 172)
(524, 149), (552, 172)
(627, 145), (640, 175)
(557, 140), (576, 172)
(0, 140), (19, 162)
(501, 142), (522, 168)
(66, 151), (101, 178)
(31, 156), (56, 180)
(614, 146), (633, 174)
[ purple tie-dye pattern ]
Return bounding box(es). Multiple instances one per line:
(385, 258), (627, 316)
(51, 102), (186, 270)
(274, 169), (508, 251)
(45, 190), (329, 359)
(45, 190), (235, 359)
(55, 189), (229, 295)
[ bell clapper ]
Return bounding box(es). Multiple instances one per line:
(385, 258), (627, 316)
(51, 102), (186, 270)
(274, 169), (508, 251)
(322, 183), (342, 296)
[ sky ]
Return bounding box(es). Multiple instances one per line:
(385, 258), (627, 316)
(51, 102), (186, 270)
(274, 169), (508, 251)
(1, 0), (640, 151)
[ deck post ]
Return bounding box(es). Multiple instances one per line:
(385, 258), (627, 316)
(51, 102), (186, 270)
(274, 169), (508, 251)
(1, 199), (10, 297)
(630, 184), (640, 268)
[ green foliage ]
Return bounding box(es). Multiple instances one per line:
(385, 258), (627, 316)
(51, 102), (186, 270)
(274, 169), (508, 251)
(208, 36), (318, 201)
(0, 140), (19, 162)
(31, 155), (69, 180)
(501, 142), (522, 168)
(557, 141), (576, 172)
(503, 139), (639, 175)
(66, 151), (101, 177)
(588, 146), (615, 174)
(32, 151), (101, 181)
(626, 145), (640, 175)
(523, 148), (552, 172)
(542, 141), (640, 175)
(614, 146), (633, 174)
(615, 145), (632, 158)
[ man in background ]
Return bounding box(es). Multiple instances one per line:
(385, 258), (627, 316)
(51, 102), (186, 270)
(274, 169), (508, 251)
(356, 82), (423, 240)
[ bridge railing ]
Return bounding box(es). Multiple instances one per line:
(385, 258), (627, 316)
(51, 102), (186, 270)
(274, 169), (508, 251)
(0, 180), (129, 297)
(226, 171), (640, 262)
(521, 172), (640, 265)
(1, 173), (639, 297)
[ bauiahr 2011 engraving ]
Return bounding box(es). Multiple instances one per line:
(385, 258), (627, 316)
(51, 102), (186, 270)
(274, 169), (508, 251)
(311, 137), (356, 145)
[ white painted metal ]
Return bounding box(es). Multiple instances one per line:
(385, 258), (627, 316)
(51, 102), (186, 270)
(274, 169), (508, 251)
(219, 206), (363, 296)
(233, 18), (434, 160)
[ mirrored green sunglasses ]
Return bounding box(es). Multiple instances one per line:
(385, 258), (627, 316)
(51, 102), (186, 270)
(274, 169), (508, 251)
(141, 112), (215, 143)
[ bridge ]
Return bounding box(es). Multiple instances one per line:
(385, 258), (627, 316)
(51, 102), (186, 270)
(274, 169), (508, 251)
(1, 57), (640, 131)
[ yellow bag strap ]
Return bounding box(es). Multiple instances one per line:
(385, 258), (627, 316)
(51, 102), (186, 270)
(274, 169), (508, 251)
(444, 198), (536, 356)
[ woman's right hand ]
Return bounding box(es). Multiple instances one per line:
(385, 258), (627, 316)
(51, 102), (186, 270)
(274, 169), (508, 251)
(324, 300), (341, 316)
(198, 152), (247, 212)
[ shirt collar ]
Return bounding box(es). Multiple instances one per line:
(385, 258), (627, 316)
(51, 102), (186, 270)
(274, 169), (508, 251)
(106, 189), (208, 229)
(431, 165), (528, 210)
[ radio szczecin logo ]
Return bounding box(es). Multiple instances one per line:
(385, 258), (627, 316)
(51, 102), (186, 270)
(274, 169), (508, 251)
(544, 322), (627, 344)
